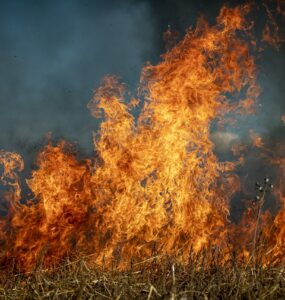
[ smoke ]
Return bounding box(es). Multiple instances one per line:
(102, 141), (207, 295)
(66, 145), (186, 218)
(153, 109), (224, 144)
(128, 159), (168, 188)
(0, 0), (153, 165)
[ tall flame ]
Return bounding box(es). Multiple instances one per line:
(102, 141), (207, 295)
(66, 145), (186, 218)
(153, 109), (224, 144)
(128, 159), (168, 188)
(0, 4), (284, 272)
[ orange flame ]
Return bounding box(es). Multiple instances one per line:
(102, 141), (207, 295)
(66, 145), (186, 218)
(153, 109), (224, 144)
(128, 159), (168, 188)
(0, 3), (284, 272)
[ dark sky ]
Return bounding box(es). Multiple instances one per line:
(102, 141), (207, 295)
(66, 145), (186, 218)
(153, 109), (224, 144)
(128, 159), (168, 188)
(0, 0), (284, 166)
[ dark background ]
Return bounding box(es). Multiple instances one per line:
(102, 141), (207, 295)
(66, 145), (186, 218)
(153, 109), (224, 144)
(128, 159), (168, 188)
(0, 0), (284, 167)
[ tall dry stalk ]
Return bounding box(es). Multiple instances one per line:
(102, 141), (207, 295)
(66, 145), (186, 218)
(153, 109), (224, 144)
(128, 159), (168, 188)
(252, 178), (273, 266)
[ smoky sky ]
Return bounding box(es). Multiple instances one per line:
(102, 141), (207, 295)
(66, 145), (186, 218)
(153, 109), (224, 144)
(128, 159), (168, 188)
(0, 0), (284, 167)
(0, 0), (153, 163)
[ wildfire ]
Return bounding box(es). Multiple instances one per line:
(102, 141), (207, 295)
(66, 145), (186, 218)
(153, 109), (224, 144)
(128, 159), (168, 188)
(0, 3), (284, 272)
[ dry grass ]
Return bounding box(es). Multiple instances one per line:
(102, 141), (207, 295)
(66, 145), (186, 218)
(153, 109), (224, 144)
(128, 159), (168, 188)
(1, 253), (285, 300)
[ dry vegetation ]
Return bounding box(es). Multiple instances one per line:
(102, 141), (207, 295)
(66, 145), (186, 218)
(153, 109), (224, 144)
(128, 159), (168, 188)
(1, 253), (285, 300)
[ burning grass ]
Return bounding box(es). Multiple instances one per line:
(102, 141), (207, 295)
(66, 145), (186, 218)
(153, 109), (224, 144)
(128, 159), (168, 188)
(1, 253), (285, 299)
(0, 3), (285, 298)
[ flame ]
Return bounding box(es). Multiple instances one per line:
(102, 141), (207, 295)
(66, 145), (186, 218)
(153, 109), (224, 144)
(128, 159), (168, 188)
(0, 3), (284, 272)
(249, 130), (264, 149)
(262, 144), (285, 263)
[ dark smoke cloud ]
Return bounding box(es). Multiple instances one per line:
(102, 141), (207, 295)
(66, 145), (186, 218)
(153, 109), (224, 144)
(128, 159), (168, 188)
(0, 0), (153, 164)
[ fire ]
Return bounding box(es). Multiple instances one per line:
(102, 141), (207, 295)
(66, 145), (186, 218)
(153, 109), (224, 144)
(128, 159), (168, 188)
(0, 3), (284, 272)
(249, 130), (264, 149)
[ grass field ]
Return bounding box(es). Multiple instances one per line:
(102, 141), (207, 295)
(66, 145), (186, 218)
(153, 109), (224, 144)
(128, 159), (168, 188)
(1, 253), (285, 299)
